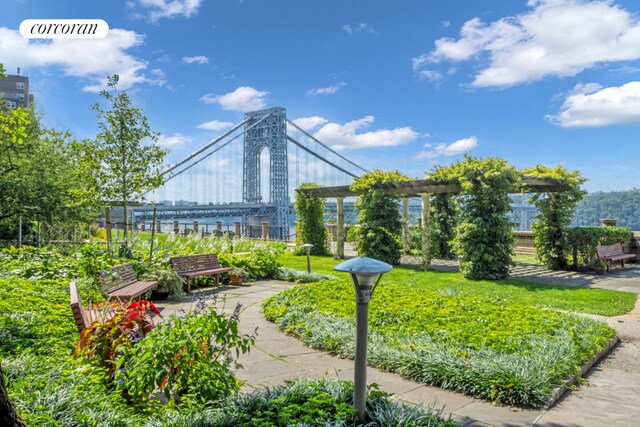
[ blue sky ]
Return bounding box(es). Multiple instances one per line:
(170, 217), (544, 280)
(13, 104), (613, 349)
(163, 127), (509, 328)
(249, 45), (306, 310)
(2, 0), (640, 194)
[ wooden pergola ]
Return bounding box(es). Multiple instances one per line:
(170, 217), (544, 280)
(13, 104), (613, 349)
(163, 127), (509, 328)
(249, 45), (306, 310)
(298, 176), (567, 269)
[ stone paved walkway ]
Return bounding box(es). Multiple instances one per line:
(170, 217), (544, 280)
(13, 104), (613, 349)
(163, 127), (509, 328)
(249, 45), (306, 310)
(156, 262), (640, 427)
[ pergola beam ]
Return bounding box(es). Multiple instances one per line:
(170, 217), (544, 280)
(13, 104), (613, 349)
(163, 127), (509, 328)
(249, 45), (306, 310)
(297, 176), (566, 198)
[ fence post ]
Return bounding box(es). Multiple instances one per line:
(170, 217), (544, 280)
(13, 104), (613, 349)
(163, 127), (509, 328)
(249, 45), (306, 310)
(216, 221), (222, 232)
(193, 220), (199, 233)
(156, 220), (161, 233)
(140, 219), (146, 232)
(173, 220), (179, 234)
(235, 221), (241, 236)
(261, 222), (269, 241)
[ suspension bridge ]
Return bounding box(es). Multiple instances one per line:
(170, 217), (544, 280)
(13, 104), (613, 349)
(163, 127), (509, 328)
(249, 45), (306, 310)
(137, 107), (368, 239)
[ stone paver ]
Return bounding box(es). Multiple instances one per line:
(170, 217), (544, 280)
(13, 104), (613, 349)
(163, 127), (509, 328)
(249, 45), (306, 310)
(156, 258), (640, 426)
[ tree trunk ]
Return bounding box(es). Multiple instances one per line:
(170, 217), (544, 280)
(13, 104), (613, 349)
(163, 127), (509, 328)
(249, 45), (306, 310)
(0, 364), (26, 427)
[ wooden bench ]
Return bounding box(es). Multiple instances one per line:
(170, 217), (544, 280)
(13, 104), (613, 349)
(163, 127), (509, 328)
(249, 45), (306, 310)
(597, 243), (636, 272)
(69, 281), (116, 332)
(170, 254), (232, 293)
(99, 263), (158, 300)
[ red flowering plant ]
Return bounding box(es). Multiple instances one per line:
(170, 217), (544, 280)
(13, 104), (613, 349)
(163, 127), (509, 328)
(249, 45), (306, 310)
(75, 299), (162, 378)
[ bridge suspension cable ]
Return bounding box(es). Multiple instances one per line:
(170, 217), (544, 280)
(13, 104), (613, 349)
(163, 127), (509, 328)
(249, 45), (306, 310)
(286, 118), (369, 174)
(287, 135), (359, 178)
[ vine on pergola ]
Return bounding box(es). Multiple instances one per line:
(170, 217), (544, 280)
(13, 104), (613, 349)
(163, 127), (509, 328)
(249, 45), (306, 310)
(432, 155), (521, 280)
(350, 169), (409, 265)
(428, 164), (460, 260)
(294, 183), (330, 255)
(524, 165), (586, 270)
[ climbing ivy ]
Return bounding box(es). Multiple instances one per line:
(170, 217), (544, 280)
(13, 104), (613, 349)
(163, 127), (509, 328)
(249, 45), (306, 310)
(294, 183), (329, 255)
(350, 170), (409, 265)
(432, 156), (520, 280)
(524, 165), (586, 270)
(428, 164), (460, 260)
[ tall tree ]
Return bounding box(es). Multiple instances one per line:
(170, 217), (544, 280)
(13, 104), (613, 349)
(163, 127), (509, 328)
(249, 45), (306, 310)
(92, 75), (166, 247)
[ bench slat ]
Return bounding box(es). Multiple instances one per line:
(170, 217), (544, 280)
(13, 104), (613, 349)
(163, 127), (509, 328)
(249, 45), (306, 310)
(597, 243), (635, 271)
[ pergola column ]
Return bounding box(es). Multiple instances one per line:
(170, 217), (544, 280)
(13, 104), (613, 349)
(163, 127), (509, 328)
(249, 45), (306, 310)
(336, 197), (345, 259)
(402, 197), (410, 253)
(421, 193), (432, 270)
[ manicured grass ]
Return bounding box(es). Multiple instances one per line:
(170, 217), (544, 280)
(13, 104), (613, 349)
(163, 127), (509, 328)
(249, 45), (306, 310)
(513, 253), (542, 266)
(279, 252), (636, 316)
(263, 276), (618, 407)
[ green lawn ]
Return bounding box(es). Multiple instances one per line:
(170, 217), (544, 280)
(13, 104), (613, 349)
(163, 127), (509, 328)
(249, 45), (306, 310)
(280, 252), (636, 317)
(266, 251), (635, 407)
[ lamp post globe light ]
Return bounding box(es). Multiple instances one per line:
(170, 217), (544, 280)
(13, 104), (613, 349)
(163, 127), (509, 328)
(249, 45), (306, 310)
(334, 256), (393, 420)
(301, 243), (314, 273)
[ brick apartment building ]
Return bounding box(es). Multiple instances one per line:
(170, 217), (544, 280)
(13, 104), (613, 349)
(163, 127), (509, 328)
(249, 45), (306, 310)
(0, 68), (34, 109)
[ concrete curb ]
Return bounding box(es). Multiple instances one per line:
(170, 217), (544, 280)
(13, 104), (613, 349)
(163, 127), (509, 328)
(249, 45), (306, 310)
(544, 334), (620, 409)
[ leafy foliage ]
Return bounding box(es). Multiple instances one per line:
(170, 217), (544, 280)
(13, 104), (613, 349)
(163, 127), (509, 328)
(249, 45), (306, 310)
(91, 74), (167, 243)
(567, 226), (632, 267)
(263, 279), (616, 407)
(294, 183), (329, 255)
(75, 299), (161, 378)
(573, 191), (640, 230)
(274, 267), (336, 283)
(524, 165), (587, 270)
(350, 170), (409, 264)
(116, 296), (255, 404)
(431, 156), (520, 280)
(429, 193), (459, 259)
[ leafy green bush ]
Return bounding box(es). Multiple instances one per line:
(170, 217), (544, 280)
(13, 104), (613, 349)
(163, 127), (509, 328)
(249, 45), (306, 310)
(568, 226), (633, 267)
(350, 170), (409, 265)
(431, 156), (520, 280)
(117, 296), (256, 405)
(295, 183), (330, 255)
(524, 165), (586, 270)
(263, 279), (616, 407)
(140, 268), (185, 296)
(429, 193), (459, 259)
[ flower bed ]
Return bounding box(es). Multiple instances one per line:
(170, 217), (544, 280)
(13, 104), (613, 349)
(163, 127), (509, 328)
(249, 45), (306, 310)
(263, 279), (617, 407)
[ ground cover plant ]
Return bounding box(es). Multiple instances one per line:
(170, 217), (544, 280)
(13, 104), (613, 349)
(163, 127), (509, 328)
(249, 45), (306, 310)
(263, 275), (619, 407)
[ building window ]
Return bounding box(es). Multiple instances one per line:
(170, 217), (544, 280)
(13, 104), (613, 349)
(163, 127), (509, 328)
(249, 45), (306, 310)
(16, 82), (25, 89)
(17, 93), (24, 100)
(5, 101), (17, 108)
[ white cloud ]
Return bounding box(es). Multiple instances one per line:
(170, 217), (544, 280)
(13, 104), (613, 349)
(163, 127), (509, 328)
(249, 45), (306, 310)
(182, 55), (209, 64)
(343, 23), (377, 34)
(200, 86), (269, 112)
(415, 0), (640, 87)
(196, 120), (234, 131)
(306, 82), (347, 96)
(442, 20), (451, 28)
(157, 133), (192, 148)
(309, 116), (418, 150)
(414, 136), (478, 159)
(292, 116), (329, 132)
(135, 0), (202, 22)
(548, 81), (640, 127)
(0, 27), (159, 92)
(417, 70), (443, 82)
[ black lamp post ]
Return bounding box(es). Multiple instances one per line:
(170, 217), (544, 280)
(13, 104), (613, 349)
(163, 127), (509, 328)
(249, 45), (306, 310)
(334, 256), (392, 420)
(302, 243), (314, 273)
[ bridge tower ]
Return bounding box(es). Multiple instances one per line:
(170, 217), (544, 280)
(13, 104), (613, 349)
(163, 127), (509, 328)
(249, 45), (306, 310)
(243, 107), (290, 239)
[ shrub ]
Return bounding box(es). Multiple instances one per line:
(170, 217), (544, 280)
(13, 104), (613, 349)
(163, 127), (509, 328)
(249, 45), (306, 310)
(433, 156), (520, 280)
(568, 226), (632, 267)
(295, 183), (330, 255)
(140, 268), (185, 296)
(75, 299), (161, 378)
(116, 296), (256, 404)
(350, 170), (409, 265)
(429, 193), (459, 259)
(524, 165), (586, 270)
